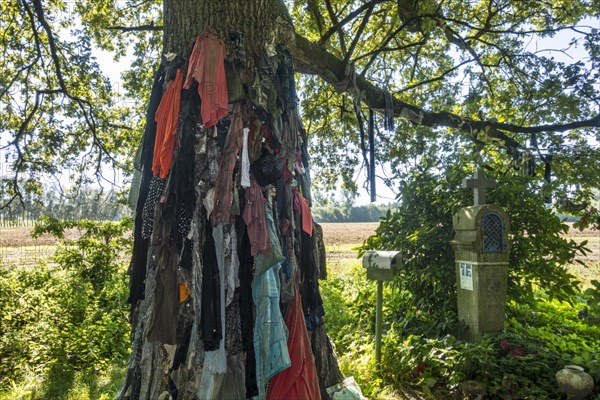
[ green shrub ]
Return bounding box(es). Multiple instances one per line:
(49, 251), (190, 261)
(0, 217), (132, 397)
(360, 163), (588, 337)
(360, 166), (467, 336)
(582, 279), (600, 324)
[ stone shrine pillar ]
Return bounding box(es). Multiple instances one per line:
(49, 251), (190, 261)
(451, 169), (510, 341)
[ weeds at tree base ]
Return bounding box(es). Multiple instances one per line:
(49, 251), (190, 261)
(322, 264), (600, 399)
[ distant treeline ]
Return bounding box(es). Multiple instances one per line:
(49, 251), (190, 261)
(0, 186), (130, 224)
(310, 204), (582, 224)
(312, 204), (396, 223)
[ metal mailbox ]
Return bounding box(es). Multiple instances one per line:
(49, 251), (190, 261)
(362, 250), (402, 364)
(362, 250), (401, 281)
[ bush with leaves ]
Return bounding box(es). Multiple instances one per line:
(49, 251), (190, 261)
(0, 217), (132, 394)
(581, 280), (600, 325)
(345, 156), (597, 397)
(452, 298), (600, 399)
(360, 159), (590, 336)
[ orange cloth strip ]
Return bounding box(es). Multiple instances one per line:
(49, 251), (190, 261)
(153, 69), (183, 179)
(179, 282), (191, 304)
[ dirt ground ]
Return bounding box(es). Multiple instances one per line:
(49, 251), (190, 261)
(319, 222), (379, 247)
(320, 221), (599, 250)
(1, 222), (597, 248)
(0, 227), (82, 247)
(0, 223), (380, 248)
(1, 221), (598, 264)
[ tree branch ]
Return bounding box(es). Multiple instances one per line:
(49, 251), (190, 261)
(31, 0), (115, 163)
(492, 115), (600, 135)
(470, 0), (499, 40)
(396, 58), (476, 94)
(1, 2), (41, 102)
(342, 3), (374, 65)
(304, 0), (325, 33)
(4, 0), (121, 207)
(441, 23), (494, 94)
(358, 21), (426, 77)
(318, 0), (386, 46)
(32, 0), (68, 90)
(433, 13), (595, 37)
(108, 23), (163, 32)
(352, 39), (426, 64)
(324, 0), (346, 54)
(291, 34), (600, 149)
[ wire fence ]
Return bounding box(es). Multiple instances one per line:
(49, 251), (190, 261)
(0, 243), (56, 267)
(1, 217), (56, 266)
(0, 217), (37, 228)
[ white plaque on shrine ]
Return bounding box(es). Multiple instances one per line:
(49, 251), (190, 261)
(460, 262), (473, 291)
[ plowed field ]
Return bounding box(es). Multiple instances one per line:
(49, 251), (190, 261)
(1, 222), (598, 273)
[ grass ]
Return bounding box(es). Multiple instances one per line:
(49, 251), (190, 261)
(0, 366), (126, 400)
(325, 243), (364, 276)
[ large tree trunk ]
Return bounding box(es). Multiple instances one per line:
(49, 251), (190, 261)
(120, 1), (343, 399)
(163, 0), (290, 58)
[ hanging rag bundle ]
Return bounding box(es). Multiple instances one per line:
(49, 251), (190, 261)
(241, 127), (251, 188)
(297, 193), (313, 237)
(213, 104), (244, 223)
(383, 90), (395, 131)
(252, 206), (290, 400)
(243, 177), (270, 256)
(185, 27), (228, 128)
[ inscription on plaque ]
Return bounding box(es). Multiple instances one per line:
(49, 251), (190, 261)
(460, 262), (473, 291)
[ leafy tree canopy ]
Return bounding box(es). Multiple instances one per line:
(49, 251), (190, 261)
(1, 0), (599, 209)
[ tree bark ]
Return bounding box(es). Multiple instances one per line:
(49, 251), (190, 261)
(120, 1), (343, 399)
(163, 0), (293, 70)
